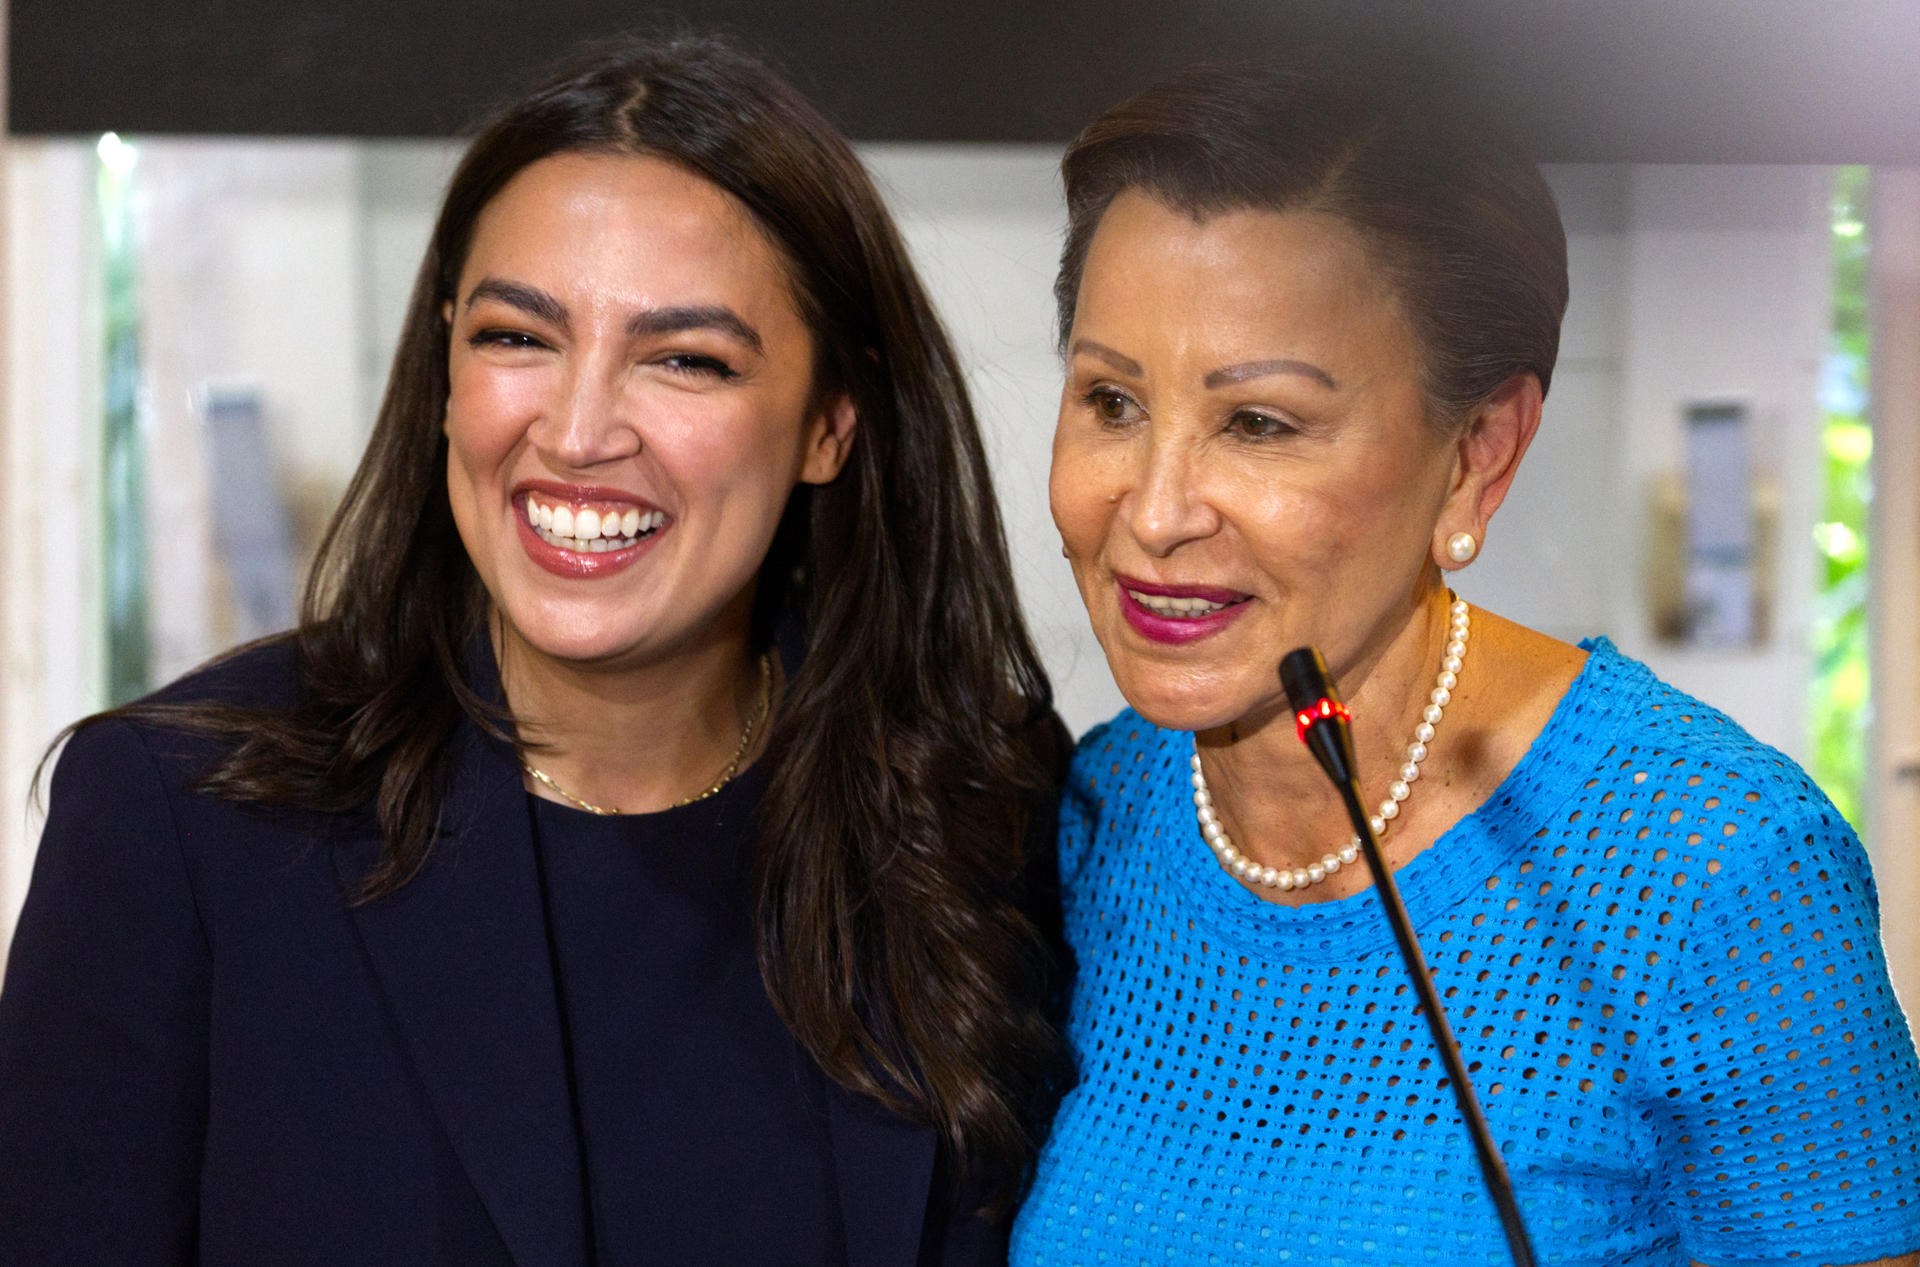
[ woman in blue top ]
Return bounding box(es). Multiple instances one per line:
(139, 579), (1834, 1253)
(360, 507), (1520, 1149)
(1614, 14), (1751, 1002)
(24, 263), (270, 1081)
(1013, 62), (1920, 1267)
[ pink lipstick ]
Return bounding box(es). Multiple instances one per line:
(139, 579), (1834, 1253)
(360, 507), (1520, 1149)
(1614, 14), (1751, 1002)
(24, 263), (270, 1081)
(1115, 574), (1251, 645)
(513, 482), (666, 580)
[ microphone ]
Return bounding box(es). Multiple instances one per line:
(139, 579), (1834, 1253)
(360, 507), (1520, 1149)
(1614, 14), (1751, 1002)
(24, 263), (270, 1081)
(1278, 647), (1538, 1267)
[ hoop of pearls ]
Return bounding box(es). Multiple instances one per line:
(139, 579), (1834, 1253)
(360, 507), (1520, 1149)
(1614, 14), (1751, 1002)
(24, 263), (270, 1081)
(1191, 596), (1472, 892)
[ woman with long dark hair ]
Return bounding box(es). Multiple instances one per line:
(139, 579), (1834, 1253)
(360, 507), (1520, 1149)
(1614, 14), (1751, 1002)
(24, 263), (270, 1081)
(0, 37), (1068, 1265)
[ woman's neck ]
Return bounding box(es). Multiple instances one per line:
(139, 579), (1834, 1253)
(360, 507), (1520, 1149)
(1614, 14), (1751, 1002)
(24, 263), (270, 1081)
(1195, 584), (1458, 899)
(495, 610), (768, 814)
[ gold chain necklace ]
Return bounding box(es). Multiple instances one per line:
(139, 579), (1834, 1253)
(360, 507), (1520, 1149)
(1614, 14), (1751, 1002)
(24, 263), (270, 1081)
(521, 652), (773, 815)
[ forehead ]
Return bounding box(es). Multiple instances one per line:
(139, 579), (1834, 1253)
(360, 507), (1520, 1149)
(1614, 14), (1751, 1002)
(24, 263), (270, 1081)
(1076, 191), (1414, 363)
(459, 151), (798, 310)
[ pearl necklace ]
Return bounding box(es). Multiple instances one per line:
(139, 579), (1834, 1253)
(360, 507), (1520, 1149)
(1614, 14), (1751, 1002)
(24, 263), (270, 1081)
(522, 652), (773, 814)
(1190, 597), (1471, 892)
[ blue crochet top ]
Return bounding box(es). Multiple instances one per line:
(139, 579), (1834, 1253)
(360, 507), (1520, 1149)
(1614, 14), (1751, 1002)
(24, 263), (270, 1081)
(1012, 639), (1920, 1267)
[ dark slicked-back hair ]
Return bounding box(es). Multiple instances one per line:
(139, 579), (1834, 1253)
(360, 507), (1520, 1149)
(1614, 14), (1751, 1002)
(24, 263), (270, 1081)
(62, 34), (1069, 1205)
(1056, 62), (1569, 421)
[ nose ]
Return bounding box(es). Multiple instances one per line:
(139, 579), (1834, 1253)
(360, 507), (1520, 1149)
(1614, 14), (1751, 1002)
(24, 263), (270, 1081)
(529, 358), (642, 470)
(1126, 431), (1219, 557)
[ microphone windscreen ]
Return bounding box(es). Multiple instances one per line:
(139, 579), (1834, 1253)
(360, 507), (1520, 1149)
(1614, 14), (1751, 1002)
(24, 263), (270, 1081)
(1279, 647), (1338, 714)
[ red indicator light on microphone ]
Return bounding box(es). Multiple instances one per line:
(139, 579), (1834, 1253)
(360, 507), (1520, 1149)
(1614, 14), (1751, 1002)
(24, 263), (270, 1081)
(1294, 696), (1351, 743)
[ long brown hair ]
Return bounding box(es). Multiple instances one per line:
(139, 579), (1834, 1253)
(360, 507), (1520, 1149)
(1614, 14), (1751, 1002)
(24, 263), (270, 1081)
(62, 35), (1068, 1200)
(1055, 62), (1569, 420)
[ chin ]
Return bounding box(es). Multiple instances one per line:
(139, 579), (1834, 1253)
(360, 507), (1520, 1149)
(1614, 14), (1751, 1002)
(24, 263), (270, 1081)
(496, 596), (652, 667)
(515, 628), (643, 668)
(1108, 661), (1254, 736)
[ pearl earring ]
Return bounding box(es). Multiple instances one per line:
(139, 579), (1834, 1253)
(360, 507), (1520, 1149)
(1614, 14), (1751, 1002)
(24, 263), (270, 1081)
(1447, 531), (1478, 564)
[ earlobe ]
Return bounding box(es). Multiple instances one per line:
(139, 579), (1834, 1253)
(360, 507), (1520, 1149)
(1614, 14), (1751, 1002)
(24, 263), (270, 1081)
(799, 393), (858, 486)
(1434, 373), (1543, 568)
(1433, 524), (1481, 571)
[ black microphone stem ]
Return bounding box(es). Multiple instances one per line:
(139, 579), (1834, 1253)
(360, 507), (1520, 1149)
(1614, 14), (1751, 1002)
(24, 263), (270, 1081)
(1329, 774), (1538, 1267)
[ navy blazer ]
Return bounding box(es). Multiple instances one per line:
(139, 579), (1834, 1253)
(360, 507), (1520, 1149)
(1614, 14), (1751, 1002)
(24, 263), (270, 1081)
(0, 642), (1055, 1265)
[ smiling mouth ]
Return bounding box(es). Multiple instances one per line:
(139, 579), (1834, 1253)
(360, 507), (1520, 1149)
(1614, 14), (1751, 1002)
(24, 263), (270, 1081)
(523, 491), (666, 555)
(1124, 588), (1245, 619)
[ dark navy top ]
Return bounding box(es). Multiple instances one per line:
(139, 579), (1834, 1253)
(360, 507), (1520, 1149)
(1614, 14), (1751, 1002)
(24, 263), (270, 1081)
(528, 768), (845, 1266)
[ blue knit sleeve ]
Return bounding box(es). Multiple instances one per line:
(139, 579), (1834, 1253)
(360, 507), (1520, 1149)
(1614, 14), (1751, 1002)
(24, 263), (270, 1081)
(1639, 791), (1920, 1266)
(1058, 717), (1119, 890)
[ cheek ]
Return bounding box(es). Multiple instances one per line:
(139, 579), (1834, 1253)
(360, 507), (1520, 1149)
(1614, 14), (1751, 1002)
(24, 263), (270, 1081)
(1345, 442), (1453, 544)
(444, 365), (541, 476)
(1289, 423), (1449, 531)
(1048, 429), (1119, 549)
(676, 398), (805, 485)
(651, 397), (814, 557)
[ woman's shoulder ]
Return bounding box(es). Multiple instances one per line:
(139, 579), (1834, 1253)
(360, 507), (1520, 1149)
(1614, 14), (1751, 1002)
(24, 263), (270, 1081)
(139, 634), (303, 711)
(54, 636), (303, 788)
(1056, 709), (1188, 871)
(1565, 637), (1824, 800)
(1065, 708), (1187, 792)
(1545, 637), (1871, 897)
(1469, 612), (1795, 789)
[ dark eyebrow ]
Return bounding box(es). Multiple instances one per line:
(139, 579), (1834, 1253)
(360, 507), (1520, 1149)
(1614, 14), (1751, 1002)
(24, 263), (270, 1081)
(1203, 359), (1338, 391)
(464, 278), (567, 329)
(627, 305), (763, 355)
(1068, 339), (1143, 377)
(462, 285), (763, 357)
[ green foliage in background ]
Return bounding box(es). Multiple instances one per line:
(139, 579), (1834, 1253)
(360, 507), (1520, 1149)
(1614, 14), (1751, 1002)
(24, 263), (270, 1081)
(100, 135), (150, 706)
(1809, 165), (1871, 833)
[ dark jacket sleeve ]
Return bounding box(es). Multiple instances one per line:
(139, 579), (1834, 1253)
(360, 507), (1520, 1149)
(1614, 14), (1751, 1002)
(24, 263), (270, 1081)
(0, 721), (210, 1264)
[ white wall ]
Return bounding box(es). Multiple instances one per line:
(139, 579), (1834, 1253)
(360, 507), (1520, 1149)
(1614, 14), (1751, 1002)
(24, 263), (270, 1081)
(1612, 167), (1832, 765)
(136, 141), (369, 680)
(0, 143), (104, 967)
(1467, 165), (1833, 765)
(1460, 165), (1631, 644)
(357, 143), (461, 437)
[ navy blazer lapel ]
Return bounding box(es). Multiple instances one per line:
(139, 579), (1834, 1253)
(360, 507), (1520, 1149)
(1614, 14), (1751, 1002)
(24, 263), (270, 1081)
(336, 663), (587, 1267)
(825, 1077), (938, 1267)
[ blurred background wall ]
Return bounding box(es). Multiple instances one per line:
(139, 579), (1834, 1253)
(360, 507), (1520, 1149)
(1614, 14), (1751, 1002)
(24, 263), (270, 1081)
(2, 1), (1916, 1007)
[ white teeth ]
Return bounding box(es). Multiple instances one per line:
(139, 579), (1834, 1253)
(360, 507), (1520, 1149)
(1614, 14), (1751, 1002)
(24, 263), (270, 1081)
(524, 496), (665, 555)
(534, 526), (644, 552)
(1128, 588), (1231, 618)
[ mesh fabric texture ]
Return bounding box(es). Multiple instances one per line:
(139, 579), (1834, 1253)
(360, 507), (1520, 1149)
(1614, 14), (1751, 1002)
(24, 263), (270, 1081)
(1012, 640), (1920, 1266)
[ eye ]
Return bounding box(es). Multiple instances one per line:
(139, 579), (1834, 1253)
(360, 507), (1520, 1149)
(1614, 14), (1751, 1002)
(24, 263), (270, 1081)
(469, 328), (550, 351)
(1227, 409), (1296, 440)
(658, 352), (740, 381)
(1082, 387), (1144, 426)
